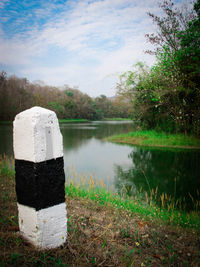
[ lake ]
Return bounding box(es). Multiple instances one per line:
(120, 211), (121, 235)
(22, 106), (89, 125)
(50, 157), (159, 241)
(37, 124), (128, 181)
(0, 121), (200, 210)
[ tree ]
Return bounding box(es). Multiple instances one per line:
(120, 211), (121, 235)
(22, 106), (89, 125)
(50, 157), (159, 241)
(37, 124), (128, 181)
(145, 0), (196, 54)
(0, 71), (8, 120)
(0, 71), (132, 121)
(95, 95), (113, 118)
(116, 0), (200, 135)
(176, 0), (200, 87)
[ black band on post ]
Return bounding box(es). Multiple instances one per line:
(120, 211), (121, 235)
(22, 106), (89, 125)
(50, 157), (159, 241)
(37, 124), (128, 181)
(15, 157), (65, 211)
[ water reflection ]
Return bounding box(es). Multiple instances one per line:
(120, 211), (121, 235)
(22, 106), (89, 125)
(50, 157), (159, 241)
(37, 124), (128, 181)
(114, 147), (200, 210)
(60, 121), (134, 152)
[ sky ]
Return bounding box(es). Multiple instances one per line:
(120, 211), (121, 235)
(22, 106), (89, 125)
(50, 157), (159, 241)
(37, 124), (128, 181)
(0, 0), (189, 97)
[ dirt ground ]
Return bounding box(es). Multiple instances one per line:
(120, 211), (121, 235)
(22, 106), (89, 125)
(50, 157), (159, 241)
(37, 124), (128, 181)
(0, 173), (200, 266)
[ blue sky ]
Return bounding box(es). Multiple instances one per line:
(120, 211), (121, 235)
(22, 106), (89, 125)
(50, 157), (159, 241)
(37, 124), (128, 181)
(0, 0), (189, 96)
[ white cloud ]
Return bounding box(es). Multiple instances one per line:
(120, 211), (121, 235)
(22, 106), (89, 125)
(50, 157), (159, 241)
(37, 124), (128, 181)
(0, 0), (186, 96)
(0, 0), (9, 9)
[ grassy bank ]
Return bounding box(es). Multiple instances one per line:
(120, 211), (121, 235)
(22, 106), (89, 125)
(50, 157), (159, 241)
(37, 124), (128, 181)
(0, 156), (200, 266)
(65, 168), (200, 229)
(66, 184), (200, 229)
(106, 130), (200, 149)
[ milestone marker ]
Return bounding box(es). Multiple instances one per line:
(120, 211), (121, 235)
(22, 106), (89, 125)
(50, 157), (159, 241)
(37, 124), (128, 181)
(13, 106), (67, 249)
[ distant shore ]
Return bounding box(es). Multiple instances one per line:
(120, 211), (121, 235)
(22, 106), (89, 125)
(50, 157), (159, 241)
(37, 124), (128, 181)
(0, 118), (132, 125)
(58, 119), (89, 123)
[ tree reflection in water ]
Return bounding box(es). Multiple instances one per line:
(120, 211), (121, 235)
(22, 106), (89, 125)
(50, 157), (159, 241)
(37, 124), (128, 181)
(114, 147), (200, 210)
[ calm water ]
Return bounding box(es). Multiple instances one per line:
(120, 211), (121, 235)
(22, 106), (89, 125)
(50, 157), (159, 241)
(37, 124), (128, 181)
(0, 121), (200, 210)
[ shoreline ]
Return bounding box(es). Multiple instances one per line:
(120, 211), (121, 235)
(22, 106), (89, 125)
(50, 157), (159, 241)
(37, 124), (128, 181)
(106, 130), (200, 150)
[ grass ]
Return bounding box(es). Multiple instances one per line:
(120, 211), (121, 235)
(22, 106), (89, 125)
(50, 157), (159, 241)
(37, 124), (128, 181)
(106, 130), (200, 149)
(66, 184), (200, 229)
(66, 167), (200, 229)
(0, 156), (200, 266)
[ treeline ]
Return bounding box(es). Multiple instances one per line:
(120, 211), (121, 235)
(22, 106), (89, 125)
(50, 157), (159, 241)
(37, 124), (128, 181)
(0, 72), (132, 121)
(117, 0), (200, 136)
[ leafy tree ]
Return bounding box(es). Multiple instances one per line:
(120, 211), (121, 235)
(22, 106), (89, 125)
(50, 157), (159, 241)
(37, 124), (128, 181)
(117, 0), (200, 135)
(95, 95), (113, 118)
(145, 0), (196, 54)
(176, 0), (200, 86)
(48, 102), (65, 117)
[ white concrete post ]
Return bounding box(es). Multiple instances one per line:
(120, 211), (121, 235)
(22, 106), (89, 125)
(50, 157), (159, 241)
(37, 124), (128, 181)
(13, 106), (67, 249)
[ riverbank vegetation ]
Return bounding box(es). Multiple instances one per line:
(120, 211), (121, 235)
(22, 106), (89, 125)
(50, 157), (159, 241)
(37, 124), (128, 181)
(107, 130), (200, 149)
(65, 180), (200, 229)
(0, 155), (200, 266)
(117, 0), (200, 137)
